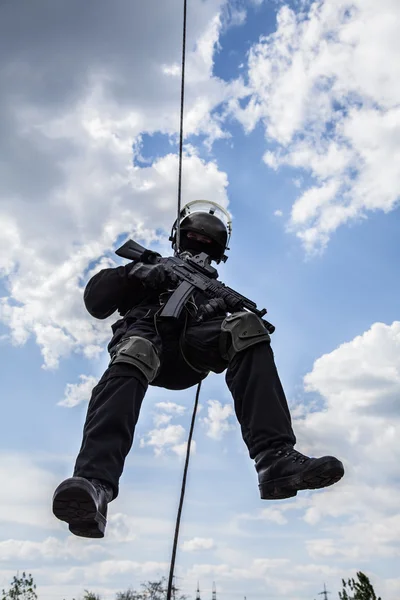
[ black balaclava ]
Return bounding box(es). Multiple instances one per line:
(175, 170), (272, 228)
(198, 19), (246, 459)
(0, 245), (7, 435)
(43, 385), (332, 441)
(178, 212), (228, 262)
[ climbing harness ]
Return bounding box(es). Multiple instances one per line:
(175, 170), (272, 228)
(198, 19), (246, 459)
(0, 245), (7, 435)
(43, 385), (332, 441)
(165, 2), (198, 600)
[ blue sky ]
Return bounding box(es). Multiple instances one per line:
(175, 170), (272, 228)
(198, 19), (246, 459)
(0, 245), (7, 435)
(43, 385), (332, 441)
(0, 1), (399, 599)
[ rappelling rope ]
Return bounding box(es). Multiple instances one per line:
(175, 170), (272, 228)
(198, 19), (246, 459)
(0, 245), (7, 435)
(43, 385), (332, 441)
(165, 1), (202, 600)
(166, 380), (202, 600)
(175, 0), (187, 255)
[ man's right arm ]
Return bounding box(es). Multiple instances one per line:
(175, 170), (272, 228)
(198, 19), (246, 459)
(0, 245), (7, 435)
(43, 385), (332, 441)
(83, 263), (147, 319)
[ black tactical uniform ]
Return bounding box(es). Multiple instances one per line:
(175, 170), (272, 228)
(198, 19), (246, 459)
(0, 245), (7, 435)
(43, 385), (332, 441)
(53, 203), (344, 538)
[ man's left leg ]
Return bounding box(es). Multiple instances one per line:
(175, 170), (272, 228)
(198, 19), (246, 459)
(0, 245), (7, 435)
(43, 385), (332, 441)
(221, 313), (297, 458)
(220, 312), (344, 500)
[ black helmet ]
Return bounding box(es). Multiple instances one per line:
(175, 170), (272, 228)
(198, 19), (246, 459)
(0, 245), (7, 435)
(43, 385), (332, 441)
(170, 200), (232, 263)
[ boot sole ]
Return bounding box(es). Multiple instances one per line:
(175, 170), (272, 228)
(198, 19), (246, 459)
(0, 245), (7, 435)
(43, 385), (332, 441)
(259, 458), (344, 500)
(52, 477), (106, 538)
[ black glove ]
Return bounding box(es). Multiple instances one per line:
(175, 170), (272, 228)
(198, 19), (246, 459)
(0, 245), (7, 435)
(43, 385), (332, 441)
(129, 262), (178, 290)
(197, 297), (228, 321)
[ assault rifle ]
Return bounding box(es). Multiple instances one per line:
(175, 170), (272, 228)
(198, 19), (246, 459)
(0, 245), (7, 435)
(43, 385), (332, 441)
(115, 239), (275, 334)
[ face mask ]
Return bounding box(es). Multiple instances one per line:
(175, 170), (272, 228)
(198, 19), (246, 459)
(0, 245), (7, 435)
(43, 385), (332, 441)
(180, 233), (221, 260)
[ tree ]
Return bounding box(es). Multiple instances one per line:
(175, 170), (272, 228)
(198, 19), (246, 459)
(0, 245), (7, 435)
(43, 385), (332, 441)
(116, 577), (189, 600)
(339, 571), (382, 600)
(1, 572), (37, 600)
(115, 590), (143, 600)
(83, 592), (101, 600)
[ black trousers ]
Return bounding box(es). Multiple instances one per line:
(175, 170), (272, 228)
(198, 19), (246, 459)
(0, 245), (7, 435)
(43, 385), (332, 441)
(73, 313), (296, 499)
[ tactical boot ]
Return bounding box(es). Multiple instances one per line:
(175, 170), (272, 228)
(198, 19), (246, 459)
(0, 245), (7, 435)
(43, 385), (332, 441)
(255, 446), (344, 500)
(52, 476), (113, 538)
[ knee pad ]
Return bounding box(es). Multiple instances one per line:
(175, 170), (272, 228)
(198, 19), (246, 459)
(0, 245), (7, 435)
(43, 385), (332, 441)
(109, 336), (160, 383)
(220, 311), (270, 362)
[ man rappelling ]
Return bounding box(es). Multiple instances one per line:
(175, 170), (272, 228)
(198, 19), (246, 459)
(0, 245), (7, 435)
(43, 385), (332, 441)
(52, 199), (344, 539)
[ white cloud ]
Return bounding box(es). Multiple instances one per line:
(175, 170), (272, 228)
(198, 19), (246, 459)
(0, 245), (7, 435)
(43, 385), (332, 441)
(54, 559), (170, 586)
(151, 401), (188, 428)
(181, 537), (215, 552)
(106, 513), (137, 543)
(141, 424), (185, 447)
(0, 453), (60, 530)
(172, 440), (197, 458)
(290, 320), (400, 560)
(153, 414), (173, 427)
(254, 508), (288, 525)
(0, 146), (230, 369)
(304, 321), (400, 399)
(232, 0), (400, 252)
(0, 0), (234, 369)
(383, 578), (400, 600)
(103, 495), (174, 540)
(155, 402), (186, 415)
(252, 557), (290, 575)
(202, 399), (235, 440)
(58, 374), (98, 407)
(0, 536), (108, 562)
(235, 496), (310, 526)
(139, 424), (196, 457)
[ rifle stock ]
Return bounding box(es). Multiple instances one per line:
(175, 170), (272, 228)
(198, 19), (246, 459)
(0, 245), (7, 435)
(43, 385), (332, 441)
(116, 239), (160, 264)
(115, 239), (147, 261)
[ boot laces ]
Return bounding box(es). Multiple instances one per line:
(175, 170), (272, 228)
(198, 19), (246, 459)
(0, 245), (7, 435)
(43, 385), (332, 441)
(90, 478), (113, 499)
(276, 447), (308, 464)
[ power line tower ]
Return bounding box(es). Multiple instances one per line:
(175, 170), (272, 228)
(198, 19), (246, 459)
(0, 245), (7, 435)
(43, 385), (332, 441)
(195, 582), (201, 600)
(212, 582), (216, 600)
(319, 583), (331, 600)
